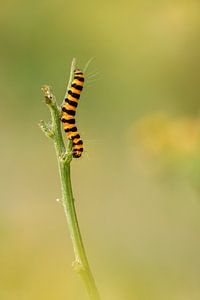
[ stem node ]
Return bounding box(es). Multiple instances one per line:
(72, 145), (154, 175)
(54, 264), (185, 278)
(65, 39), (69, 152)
(72, 260), (85, 274)
(39, 120), (54, 138)
(59, 151), (73, 165)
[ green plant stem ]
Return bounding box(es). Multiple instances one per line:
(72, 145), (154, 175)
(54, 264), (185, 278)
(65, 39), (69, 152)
(62, 57), (76, 106)
(40, 60), (100, 300)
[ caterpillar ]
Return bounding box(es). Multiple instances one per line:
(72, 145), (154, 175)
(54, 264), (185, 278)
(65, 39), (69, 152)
(61, 69), (84, 158)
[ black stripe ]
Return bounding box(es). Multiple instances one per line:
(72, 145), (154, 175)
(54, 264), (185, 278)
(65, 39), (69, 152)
(65, 98), (78, 107)
(62, 107), (76, 116)
(73, 140), (83, 145)
(61, 118), (75, 124)
(64, 126), (77, 133)
(71, 83), (83, 91)
(68, 90), (80, 99)
(75, 71), (83, 75)
(73, 147), (83, 152)
(71, 134), (80, 140)
(74, 76), (84, 82)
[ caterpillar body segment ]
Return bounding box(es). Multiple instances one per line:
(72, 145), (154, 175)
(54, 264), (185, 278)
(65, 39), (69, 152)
(61, 69), (84, 158)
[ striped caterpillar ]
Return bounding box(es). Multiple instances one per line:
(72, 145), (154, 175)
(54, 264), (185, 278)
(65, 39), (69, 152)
(61, 69), (84, 158)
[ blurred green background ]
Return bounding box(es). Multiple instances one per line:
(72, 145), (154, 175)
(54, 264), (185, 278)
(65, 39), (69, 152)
(1, 1), (200, 299)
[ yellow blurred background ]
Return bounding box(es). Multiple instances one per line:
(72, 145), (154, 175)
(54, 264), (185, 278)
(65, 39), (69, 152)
(1, 1), (200, 299)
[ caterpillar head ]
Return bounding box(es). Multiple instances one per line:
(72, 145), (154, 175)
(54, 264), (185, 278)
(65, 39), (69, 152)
(73, 150), (82, 158)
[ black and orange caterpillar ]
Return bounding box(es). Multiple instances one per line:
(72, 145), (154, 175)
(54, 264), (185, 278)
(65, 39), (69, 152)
(61, 69), (84, 158)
